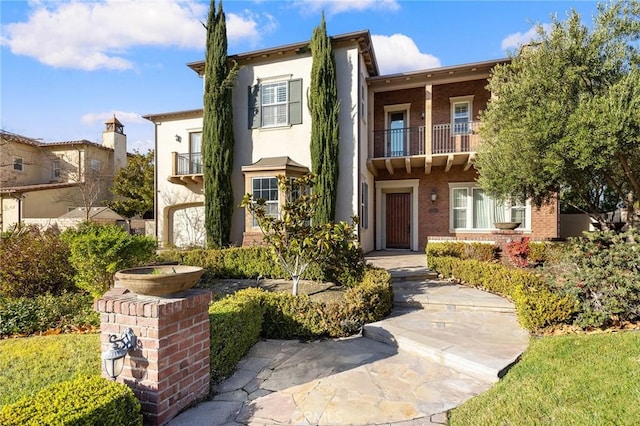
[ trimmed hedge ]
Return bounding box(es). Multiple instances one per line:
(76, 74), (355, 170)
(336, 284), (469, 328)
(208, 267), (393, 383)
(209, 288), (265, 384)
(426, 241), (500, 263)
(0, 375), (142, 425)
(429, 256), (576, 330)
(0, 292), (99, 337)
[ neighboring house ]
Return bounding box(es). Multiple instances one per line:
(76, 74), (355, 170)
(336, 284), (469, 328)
(0, 116), (128, 231)
(146, 30), (558, 251)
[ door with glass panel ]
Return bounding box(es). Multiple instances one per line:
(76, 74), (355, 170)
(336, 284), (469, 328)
(387, 111), (407, 157)
(189, 132), (202, 174)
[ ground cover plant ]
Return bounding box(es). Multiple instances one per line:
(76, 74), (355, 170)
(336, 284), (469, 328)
(0, 333), (100, 407)
(449, 331), (640, 425)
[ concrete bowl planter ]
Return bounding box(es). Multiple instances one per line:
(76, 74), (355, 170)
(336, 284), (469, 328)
(115, 265), (204, 297)
(493, 221), (521, 230)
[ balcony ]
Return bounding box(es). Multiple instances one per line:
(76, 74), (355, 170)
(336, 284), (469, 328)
(368, 122), (480, 175)
(168, 152), (203, 185)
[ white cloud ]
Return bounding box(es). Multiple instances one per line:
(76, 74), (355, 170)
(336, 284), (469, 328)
(501, 24), (551, 51)
(81, 111), (146, 126)
(372, 34), (441, 75)
(0, 0), (264, 70)
(293, 0), (400, 15)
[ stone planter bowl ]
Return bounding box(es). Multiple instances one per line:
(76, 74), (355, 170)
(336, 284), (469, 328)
(494, 222), (521, 230)
(115, 265), (204, 297)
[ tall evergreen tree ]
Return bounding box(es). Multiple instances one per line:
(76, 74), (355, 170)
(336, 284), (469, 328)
(202, 0), (237, 247)
(308, 13), (340, 224)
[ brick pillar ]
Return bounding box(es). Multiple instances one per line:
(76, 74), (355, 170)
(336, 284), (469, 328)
(95, 289), (212, 426)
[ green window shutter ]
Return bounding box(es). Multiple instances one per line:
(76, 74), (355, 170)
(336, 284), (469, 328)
(288, 79), (302, 125)
(248, 84), (261, 129)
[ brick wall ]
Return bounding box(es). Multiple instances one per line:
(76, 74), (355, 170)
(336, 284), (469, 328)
(95, 289), (212, 426)
(432, 79), (490, 124)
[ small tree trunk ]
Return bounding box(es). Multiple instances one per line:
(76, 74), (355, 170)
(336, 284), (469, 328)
(292, 275), (300, 296)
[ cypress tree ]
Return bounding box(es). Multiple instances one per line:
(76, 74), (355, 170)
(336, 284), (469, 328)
(202, 0), (237, 248)
(309, 13), (340, 224)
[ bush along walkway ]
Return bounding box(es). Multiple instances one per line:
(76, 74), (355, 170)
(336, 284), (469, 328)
(168, 252), (530, 426)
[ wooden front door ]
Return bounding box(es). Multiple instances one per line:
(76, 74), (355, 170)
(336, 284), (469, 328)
(386, 193), (411, 249)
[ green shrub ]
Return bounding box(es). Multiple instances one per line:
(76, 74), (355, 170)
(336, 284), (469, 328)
(426, 241), (499, 265)
(0, 375), (142, 425)
(556, 229), (640, 328)
(0, 293), (99, 337)
(260, 291), (325, 339)
(429, 256), (576, 331)
(62, 222), (156, 298)
(208, 288), (265, 384)
(0, 225), (75, 298)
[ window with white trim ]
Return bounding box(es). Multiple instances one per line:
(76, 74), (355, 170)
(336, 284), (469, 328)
(52, 159), (61, 179)
(450, 95), (474, 134)
(13, 157), (23, 172)
(248, 79), (303, 129)
(450, 183), (529, 231)
(361, 181), (369, 229)
(251, 177), (279, 227)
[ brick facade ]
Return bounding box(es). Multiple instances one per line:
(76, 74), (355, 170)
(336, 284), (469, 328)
(95, 289), (212, 426)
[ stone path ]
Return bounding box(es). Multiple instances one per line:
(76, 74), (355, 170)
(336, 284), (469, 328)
(168, 251), (530, 425)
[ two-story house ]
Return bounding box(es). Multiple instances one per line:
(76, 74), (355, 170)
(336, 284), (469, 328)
(146, 30), (558, 251)
(0, 116), (128, 231)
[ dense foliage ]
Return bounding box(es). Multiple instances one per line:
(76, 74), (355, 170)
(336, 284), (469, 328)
(0, 375), (141, 426)
(0, 225), (75, 298)
(309, 13), (340, 224)
(242, 174), (364, 295)
(108, 149), (154, 218)
(62, 222), (156, 298)
(477, 0), (640, 228)
(0, 292), (98, 337)
(202, 0), (238, 248)
(554, 229), (640, 328)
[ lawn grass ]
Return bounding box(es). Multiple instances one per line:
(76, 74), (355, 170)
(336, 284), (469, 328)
(450, 331), (640, 425)
(0, 333), (101, 407)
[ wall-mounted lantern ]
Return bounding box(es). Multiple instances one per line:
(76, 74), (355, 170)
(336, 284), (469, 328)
(175, 135), (182, 142)
(430, 189), (437, 203)
(101, 328), (137, 380)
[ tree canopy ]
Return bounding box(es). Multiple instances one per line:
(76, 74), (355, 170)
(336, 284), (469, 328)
(108, 150), (154, 218)
(476, 0), (640, 228)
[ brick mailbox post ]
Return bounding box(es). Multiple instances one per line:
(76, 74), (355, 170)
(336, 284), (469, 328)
(95, 288), (212, 425)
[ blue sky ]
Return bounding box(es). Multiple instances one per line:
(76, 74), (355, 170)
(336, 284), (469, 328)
(1, 0), (600, 153)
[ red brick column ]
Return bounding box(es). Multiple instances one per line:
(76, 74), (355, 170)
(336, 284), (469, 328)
(95, 289), (212, 426)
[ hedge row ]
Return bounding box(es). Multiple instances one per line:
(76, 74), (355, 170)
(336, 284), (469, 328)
(428, 256), (576, 330)
(0, 292), (99, 337)
(208, 267), (393, 384)
(426, 241), (500, 263)
(0, 375), (142, 426)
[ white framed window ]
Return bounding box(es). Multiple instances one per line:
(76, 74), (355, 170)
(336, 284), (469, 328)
(449, 183), (530, 231)
(249, 79), (303, 129)
(262, 82), (288, 127)
(52, 159), (61, 179)
(251, 177), (279, 227)
(90, 159), (101, 172)
(450, 95), (474, 134)
(13, 157), (23, 172)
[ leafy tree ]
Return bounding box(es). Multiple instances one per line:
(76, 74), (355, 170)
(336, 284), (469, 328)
(477, 0), (640, 229)
(241, 174), (362, 296)
(308, 13), (340, 224)
(202, 0), (238, 248)
(108, 150), (154, 218)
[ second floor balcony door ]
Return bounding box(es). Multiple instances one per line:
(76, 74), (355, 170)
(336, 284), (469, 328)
(189, 132), (202, 174)
(388, 111), (407, 157)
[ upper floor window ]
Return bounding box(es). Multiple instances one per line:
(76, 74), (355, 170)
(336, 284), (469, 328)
(251, 177), (279, 227)
(13, 157), (23, 172)
(450, 95), (474, 134)
(90, 159), (101, 173)
(361, 181), (369, 230)
(249, 79), (303, 129)
(52, 159), (61, 179)
(449, 183), (530, 231)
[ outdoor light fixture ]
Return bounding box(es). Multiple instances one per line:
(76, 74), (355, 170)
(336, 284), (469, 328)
(431, 189), (437, 203)
(102, 328), (137, 380)
(175, 134), (182, 142)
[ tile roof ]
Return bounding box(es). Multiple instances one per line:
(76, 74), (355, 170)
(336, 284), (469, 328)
(0, 182), (80, 194)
